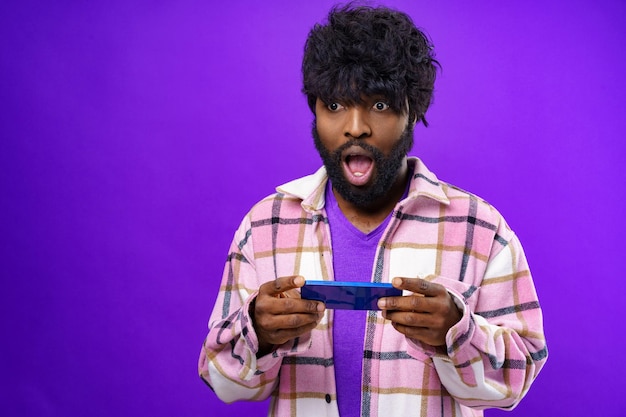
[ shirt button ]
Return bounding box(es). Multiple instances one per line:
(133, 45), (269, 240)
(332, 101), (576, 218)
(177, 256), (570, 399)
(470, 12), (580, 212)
(325, 394), (331, 403)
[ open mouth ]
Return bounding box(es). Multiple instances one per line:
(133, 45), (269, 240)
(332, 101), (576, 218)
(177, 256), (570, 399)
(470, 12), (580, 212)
(342, 151), (374, 186)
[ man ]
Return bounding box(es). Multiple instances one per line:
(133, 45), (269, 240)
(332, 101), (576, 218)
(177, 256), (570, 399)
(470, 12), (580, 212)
(198, 4), (547, 417)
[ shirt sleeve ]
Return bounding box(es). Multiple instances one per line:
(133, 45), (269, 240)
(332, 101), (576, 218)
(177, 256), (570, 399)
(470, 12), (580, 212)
(411, 231), (548, 410)
(197, 215), (312, 403)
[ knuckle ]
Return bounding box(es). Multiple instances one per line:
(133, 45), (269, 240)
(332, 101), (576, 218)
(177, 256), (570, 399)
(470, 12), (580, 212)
(289, 315), (301, 328)
(283, 298), (295, 310)
(254, 299), (269, 315)
(409, 296), (421, 309)
(273, 278), (285, 292)
(429, 316), (441, 329)
(256, 315), (271, 329)
(441, 302), (452, 316)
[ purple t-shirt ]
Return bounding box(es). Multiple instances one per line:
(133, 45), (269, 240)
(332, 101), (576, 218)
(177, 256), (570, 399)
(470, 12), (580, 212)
(325, 181), (393, 417)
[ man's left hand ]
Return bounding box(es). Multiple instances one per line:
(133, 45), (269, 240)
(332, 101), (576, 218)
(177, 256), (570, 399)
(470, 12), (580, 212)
(378, 277), (462, 347)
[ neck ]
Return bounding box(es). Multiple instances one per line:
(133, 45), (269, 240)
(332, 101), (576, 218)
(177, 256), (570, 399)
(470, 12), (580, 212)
(333, 158), (409, 234)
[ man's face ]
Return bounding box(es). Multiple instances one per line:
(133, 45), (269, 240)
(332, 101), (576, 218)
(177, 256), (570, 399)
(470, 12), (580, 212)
(313, 96), (413, 209)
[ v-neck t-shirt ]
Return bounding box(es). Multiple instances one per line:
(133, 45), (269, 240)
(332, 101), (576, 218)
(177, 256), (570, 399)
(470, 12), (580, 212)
(324, 181), (394, 417)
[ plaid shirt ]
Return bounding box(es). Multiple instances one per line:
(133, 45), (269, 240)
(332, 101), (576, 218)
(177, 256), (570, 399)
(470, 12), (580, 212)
(198, 158), (547, 417)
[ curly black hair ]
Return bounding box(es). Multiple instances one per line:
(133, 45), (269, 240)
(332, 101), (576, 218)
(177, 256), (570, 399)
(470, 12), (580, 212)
(302, 3), (439, 126)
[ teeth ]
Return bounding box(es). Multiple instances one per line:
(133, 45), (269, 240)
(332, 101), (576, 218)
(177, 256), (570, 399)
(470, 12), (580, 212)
(354, 172), (363, 177)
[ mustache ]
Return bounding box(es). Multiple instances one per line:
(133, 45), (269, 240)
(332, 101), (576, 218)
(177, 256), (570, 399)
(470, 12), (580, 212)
(330, 139), (384, 160)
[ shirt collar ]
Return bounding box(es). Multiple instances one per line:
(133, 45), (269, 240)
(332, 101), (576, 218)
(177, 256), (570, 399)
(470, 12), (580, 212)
(404, 157), (450, 206)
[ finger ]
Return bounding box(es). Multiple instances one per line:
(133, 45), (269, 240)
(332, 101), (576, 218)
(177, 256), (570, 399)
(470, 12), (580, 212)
(389, 321), (445, 347)
(255, 307), (324, 347)
(260, 320), (321, 346)
(383, 310), (437, 328)
(260, 276), (305, 297)
(378, 294), (430, 312)
(256, 292), (325, 316)
(281, 288), (302, 299)
(262, 312), (323, 331)
(391, 277), (444, 297)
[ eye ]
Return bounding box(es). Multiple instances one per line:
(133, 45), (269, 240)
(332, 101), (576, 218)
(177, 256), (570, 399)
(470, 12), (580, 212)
(327, 102), (344, 112)
(373, 101), (390, 111)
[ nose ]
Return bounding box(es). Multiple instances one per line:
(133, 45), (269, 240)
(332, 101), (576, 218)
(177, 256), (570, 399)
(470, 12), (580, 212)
(344, 107), (371, 139)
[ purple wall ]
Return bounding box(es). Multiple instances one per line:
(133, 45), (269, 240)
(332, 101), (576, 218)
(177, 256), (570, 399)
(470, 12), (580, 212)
(2, 0), (625, 416)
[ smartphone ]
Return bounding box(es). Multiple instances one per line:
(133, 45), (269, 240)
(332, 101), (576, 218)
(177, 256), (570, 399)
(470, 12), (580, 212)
(301, 280), (401, 310)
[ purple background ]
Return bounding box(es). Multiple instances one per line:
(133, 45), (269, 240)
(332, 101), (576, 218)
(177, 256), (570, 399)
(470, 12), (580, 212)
(2, 0), (625, 416)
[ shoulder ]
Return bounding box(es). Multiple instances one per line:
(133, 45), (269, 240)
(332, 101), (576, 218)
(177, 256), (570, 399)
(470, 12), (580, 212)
(246, 192), (305, 222)
(441, 180), (516, 243)
(407, 158), (510, 232)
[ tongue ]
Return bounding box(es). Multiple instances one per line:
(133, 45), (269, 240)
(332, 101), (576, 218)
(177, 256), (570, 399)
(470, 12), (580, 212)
(347, 155), (372, 176)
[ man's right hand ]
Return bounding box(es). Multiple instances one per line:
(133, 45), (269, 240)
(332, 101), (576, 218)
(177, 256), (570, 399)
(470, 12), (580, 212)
(251, 276), (325, 356)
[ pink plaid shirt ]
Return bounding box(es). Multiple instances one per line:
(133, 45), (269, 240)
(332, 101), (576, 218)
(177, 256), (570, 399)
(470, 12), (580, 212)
(198, 157), (547, 417)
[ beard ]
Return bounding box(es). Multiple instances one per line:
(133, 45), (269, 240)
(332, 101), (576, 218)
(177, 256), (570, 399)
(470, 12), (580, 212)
(312, 121), (414, 209)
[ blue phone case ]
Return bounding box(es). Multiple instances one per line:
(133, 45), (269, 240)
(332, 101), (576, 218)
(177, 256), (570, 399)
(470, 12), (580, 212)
(301, 280), (401, 310)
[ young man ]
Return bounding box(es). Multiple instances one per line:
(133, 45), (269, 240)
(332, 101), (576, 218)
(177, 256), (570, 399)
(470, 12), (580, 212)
(198, 4), (547, 417)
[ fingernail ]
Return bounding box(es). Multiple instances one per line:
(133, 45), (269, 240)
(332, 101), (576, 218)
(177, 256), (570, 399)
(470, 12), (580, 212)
(294, 276), (304, 286)
(392, 277), (402, 287)
(378, 298), (386, 309)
